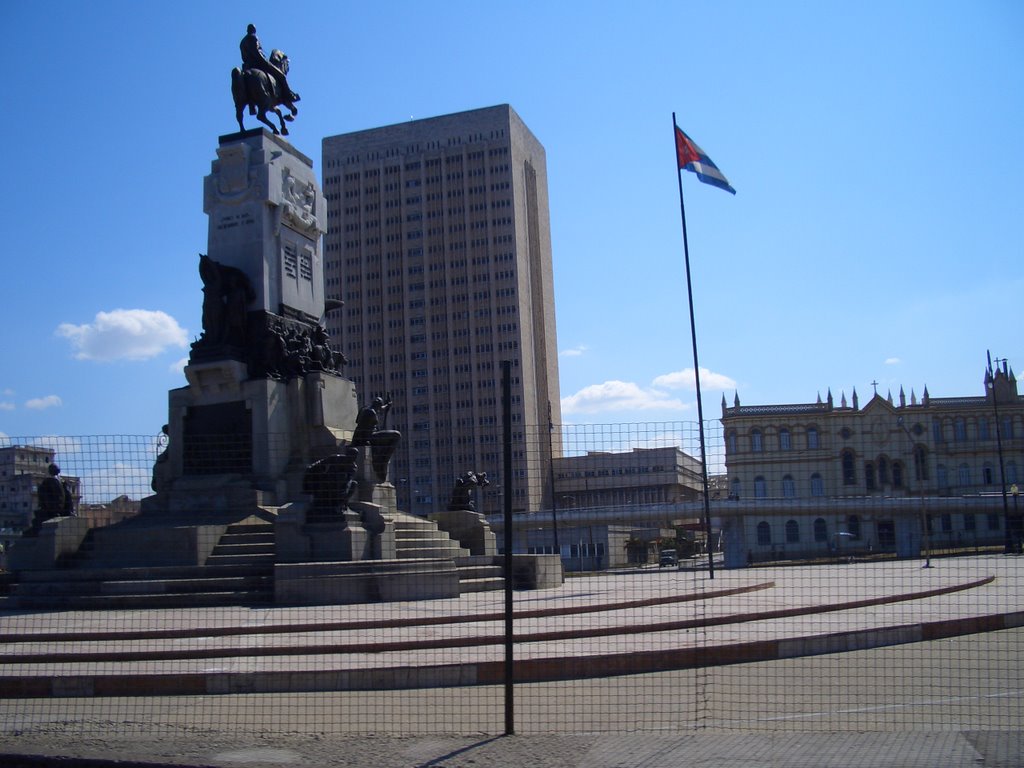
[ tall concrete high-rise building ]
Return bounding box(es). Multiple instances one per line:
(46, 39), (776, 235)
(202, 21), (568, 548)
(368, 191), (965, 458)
(322, 105), (561, 515)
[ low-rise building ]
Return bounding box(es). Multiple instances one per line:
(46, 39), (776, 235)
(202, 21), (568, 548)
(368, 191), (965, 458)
(719, 362), (1023, 566)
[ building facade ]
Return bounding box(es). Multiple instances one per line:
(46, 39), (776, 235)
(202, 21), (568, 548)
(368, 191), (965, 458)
(552, 446), (704, 509)
(719, 363), (1023, 565)
(322, 106), (561, 515)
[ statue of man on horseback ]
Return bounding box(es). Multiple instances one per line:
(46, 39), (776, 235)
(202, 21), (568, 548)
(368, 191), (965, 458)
(232, 24), (300, 135)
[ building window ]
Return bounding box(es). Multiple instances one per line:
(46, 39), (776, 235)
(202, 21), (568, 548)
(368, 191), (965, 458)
(1007, 461), (1018, 484)
(932, 419), (944, 443)
(987, 513), (1001, 531)
(964, 513), (977, 532)
(937, 464), (948, 488)
(754, 476), (767, 498)
(782, 475), (796, 498)
(730, 478), (741, 499)
(978, 417), (990, 441)
(865, 462), (876, 491)
(806, 427), (819, 450)
(810, 473), (824, 497)
(756, 521), (771, 546)
(958, 463), (971, 487)
(878, 457), (889, 485)
(779, 429), (791, 451)
(847, 515), (861, 540)
(892, 461), (904, 489)
(727, 430), (737, 454)
(813, 518), (828, 542)
(983, 463), (995, 485)
(913, 445), (929, 481)
(841, 450), (856, 485)
(954, 418), (967, 442)
(751, 429), (763, 453)
(785, 519), (800, 543)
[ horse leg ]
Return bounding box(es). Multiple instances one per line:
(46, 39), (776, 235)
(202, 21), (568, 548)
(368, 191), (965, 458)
(235, 104), (246, 133)
(271, 107), (289, 136)
(256, 108), (279, 135)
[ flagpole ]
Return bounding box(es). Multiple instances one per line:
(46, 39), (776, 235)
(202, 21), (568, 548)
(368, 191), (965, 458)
(673, 112), (716, 580)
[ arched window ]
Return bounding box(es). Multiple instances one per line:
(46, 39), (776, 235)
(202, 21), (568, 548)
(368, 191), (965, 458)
(958, 463), (971, 487)
(892, 461), (904, 489)
(842, 450), (857, 485)
(806, 426), (819, 450)
(813, 518), (828, 542)
(865, 462), (876, 491)
(937, 464), (948, 488)
(756, 521), (771, 545)
(983, 463), (995, 485)
(751, 429), (763, 452)
(782, 475), (796, 498)
(730, 477), (742, 499)
(954, 418), (967, 442)
(847, 515), (861, 540)
(913, 445), (929, 481)
(978, 417), (990, 441)
(779, 428), (791, 451)
(754, 476), (767, 498)
(785, 519), (800, 543)
(810, 473), (824, 497)
(878, 457), (889, 485)
(727, 430), (737, 454)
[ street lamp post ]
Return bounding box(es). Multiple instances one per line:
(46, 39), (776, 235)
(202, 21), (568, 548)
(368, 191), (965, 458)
(898, 417), (931, 568)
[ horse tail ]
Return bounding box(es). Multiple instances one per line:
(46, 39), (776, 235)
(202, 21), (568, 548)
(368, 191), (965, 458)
(230, 67), (246, 106)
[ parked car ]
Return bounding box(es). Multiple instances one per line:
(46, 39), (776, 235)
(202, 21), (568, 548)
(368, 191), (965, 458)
(658, 549), (679, 567)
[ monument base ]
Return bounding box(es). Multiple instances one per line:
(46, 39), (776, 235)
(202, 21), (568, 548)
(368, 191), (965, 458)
(428, 509), (497, 556)
(274, 559), (460, 605)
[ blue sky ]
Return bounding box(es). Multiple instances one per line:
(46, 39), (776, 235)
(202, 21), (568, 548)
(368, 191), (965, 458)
(1, 0), (1021, 441)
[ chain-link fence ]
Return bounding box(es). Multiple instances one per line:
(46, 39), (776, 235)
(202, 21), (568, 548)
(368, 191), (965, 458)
(0, 423), (1020, 737)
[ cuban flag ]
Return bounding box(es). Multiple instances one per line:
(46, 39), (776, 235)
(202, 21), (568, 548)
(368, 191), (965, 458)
(675, 126), (735, 195)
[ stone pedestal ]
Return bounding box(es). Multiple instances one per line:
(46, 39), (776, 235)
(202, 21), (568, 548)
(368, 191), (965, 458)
(428, 509), (497, 556)
(276, 501), (396, 564)
(7, 517), (90, 572)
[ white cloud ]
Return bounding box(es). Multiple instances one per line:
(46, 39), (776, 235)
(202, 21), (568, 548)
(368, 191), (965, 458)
(169, 357), (189, 375)
(561, 380), (687, 415)
(652, 367), (737, 392)
(2, 388), (14, 396)
(0, 402), (14, 411)
(56, 309), (187, 362)
(25, 395), (62, 410)
(885, 357), (901, 365)
(559, 345), (589, 358)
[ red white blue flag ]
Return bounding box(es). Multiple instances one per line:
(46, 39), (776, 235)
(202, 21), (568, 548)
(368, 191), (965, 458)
(675, 126), (735, 195)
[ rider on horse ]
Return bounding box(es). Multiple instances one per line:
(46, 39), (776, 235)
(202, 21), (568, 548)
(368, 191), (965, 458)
(240, 24), (298, 109)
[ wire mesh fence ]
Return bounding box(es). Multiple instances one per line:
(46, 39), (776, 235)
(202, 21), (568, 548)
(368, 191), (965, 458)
(0, 421), (1021, 738)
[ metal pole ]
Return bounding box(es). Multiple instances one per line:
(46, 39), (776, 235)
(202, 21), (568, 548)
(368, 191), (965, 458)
(501, 360), (515, 735)
(673, 113), (715, 579)
(547, 400), (560, 556)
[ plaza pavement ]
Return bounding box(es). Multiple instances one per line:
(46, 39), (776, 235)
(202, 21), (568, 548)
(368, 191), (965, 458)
(0, 554), (1021, 766)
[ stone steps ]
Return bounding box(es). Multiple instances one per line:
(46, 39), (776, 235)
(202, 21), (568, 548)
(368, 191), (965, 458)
(393, 514), (503, 594)
(8, 521), (276, 610)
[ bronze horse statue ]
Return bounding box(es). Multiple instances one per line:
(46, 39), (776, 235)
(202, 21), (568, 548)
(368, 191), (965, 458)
(231, 49), (299, 135)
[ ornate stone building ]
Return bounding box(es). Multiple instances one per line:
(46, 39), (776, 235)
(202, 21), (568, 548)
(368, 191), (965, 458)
(718, 362), (1023, 566)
